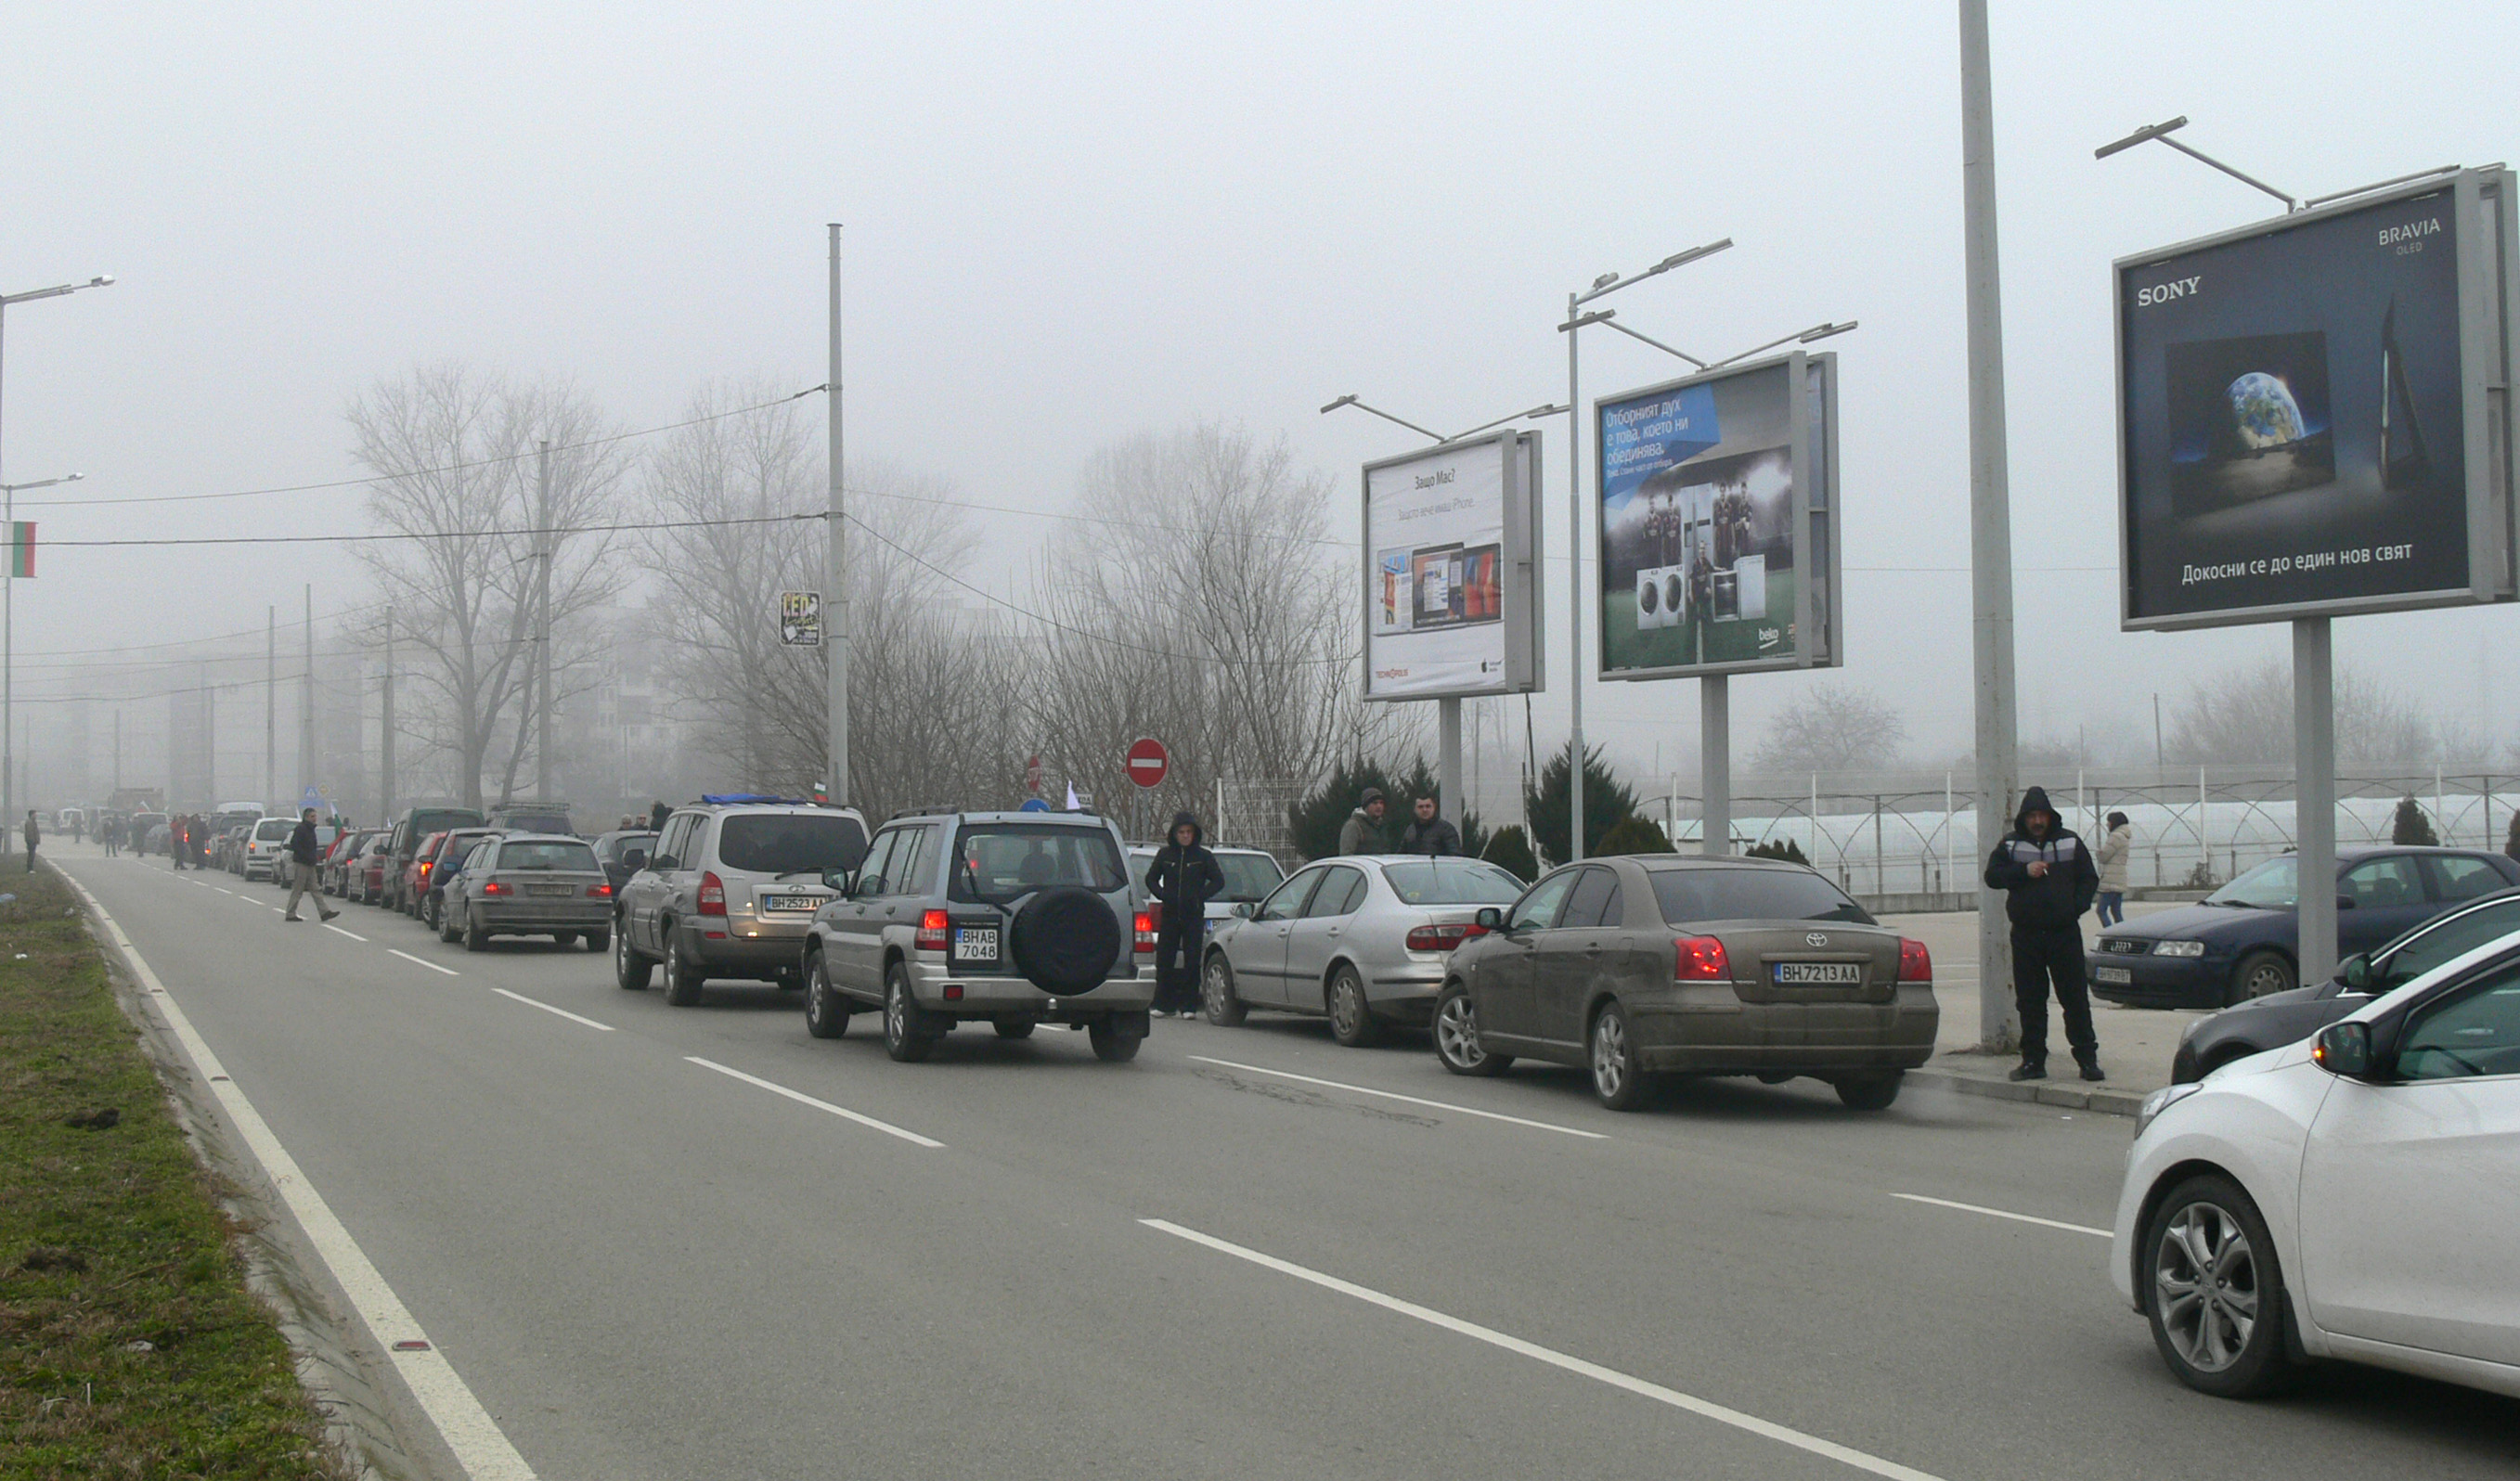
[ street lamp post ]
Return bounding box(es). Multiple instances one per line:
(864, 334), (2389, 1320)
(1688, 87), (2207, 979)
(1323, 395), (1570, 820)
(1557, 241), (1732, 862)
(0, 273), (112, 844)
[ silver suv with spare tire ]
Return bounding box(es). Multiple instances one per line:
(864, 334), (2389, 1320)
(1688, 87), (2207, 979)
(614, 799), (872, 1005)
(800, 809), (1154, 1062)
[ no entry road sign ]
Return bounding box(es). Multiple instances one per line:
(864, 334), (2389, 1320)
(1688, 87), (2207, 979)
(1125, 737), (1170, 790)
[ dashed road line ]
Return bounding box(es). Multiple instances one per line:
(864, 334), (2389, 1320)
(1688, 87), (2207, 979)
(1891, 1193), (2110, 1239)
(324, 923), (368, 942)
(684, 1057), (944, 1148)
(491, 988), (614, 1032)
(1143, 1218), (1942, 1481)
(1188, 1055), (1606, 1140)
(387, 948), (460, 976)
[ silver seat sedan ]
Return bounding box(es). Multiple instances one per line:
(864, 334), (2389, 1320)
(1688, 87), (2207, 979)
(441, 833), (614, 952)
(1200, 855), (1526, 1046)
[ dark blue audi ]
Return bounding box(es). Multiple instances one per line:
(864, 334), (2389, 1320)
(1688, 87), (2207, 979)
(2086, 844), (2520, 1008)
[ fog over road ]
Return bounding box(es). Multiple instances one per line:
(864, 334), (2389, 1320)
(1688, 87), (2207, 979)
(60, 846), (2518, 1480)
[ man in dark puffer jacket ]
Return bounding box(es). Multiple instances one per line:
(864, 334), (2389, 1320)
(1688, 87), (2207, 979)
(1984, 786), (2102, 1084)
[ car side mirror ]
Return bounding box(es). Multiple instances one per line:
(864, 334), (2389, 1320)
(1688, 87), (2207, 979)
(1474, 906), (1505, 931)
(823, 868), (852, 894)
(623, 849), (649, 870)
(653, 855), (678, 872)
(2336, 895), (2357, 910)
(2312, 1021), (2376, 1079)
(1231, 901), (1255, 919)
(2336, 953), (2372, 990)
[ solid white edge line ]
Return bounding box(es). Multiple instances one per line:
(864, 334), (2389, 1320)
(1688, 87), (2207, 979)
(387, 948), (461, 976)
(324, 923), (369, 942)
(683, 1057), (944, 1149)
(490, 987), (614, 1032)
(1187, 1055), (1606, 1140)
(59, 869), (538, 1481)
(1141, 1218), (1943, 1481)
(1891, 1193), (2111, 1239)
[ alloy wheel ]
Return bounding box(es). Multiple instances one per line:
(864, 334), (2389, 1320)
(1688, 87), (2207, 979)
(1435, 993), (1484, 1069)
(2154, 1201), (2259, 1373)
(1592, 1011), (1631, 1101)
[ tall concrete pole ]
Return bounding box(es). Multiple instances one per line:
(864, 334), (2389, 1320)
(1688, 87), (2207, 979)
(2294, 618), (2338, 984)
(380, 609), (395, 822)
(301, 584), (315, 808)
(1701, 676), (1730, 856)
(1565, 293), (1585, 861)
(536, 439), (553, 804)
(1959, 0), (2021, 1050)
(826, 225), (850, 805)
(265, 605), (277, 806)
(1438, 697), (1463, 832)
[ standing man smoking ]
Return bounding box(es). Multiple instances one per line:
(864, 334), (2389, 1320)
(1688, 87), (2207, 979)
(1984, 785), (2103, 1083)
(281, 807), (339, 923)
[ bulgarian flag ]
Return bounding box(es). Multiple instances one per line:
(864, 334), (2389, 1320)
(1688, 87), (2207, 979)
(7, 522), (31, 579)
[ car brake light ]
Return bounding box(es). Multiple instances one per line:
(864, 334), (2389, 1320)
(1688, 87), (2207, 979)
(481, 881), (506, 895)
(1897, 937), (1932, 984)
(588, 882), (613, 897)
(1134, 911), (1157, 954)
(418, 861), (433, 878)
(1674, 935), (1730, 982)
(916, 908), (950, 952)
(698, 871), (727, 917)
(1405, 921), (1490, 952)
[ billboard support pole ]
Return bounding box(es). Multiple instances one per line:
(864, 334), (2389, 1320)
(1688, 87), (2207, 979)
(1959, 0), (2020, 1053)
(1438, 697), (1463, 838)
(1566, 291), (1586, 862)
(2294, 618), (2338, 984)
(1700, 676), (1729, 856)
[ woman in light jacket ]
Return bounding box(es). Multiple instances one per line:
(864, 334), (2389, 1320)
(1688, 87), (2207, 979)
(2094, 811), (2132, 927)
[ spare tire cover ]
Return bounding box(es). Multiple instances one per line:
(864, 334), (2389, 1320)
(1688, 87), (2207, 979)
(1011, 886), (1123, 995)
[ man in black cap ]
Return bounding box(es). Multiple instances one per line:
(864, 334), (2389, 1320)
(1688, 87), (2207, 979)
(1338, 787), (1389, 856)
(1984, 785), (2102, 1082)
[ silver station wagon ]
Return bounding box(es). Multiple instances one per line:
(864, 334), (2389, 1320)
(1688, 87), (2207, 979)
(1432, 855), (1937, 1111)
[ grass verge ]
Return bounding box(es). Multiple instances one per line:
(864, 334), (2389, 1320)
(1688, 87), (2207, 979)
(1, 864), (342, 1478)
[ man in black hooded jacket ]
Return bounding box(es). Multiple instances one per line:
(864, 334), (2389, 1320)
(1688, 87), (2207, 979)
(1144, 811), (1226, 1019)
(1983, 785), (2103, 1083)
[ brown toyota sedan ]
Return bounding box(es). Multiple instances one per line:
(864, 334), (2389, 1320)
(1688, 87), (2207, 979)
(1431, 855), (1937, 1111)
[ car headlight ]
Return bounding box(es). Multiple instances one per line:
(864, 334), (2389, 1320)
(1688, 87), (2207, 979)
(2151, 939), (2206, 958)
(2134, 1081), (2203, 1138)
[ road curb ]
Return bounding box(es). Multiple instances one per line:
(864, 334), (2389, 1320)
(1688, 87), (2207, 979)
(1909, 1063), (2148, 1118)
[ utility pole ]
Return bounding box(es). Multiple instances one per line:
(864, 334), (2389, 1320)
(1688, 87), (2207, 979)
(113, 709), (120, 793)
(1959, 0), (2021, 1051)
(202, 663), (214, 804)
(301, 585), (315, 810)
(536, 440), (553, 804)
(826, 224), (850, 805)
(265, 605), (276, 806)
(380, 608), (395, 822)
(1565, 291), (1584, 861)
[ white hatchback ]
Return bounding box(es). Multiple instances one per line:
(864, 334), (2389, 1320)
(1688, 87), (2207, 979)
(2111, 932), (2520, 1399)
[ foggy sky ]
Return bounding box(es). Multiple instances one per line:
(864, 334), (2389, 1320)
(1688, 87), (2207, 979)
(5, 1), (2515, 790)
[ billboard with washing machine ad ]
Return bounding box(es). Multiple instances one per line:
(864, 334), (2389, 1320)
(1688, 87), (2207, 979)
(1362, 431), (1544, 701)
(2116, 168), (2519, 628)
(1596, 353), (1839, 680)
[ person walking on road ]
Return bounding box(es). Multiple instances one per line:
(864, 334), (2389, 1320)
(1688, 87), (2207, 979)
(1338, 788), (1389, 856)
(1984, 786), (2102, 1083)
(2094, 811), (2132, 928)
(282, 808), (339, 922)
(1144, 811), (1226, 1019)
(100, 816), (119, 857)
(1395, 793), (1461, 856)
(21, 812), (38, 873)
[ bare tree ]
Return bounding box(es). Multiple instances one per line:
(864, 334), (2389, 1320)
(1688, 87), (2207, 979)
(1027, 423), (1386, 828)
(2166, 659), (2435, 767)
(348, 366), (628, 810)
(1749, 682), (1911, 775)
(641, 380), (1023, 816)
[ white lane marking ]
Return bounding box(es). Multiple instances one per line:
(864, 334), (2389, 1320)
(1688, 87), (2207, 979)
(1143, 1218), (1943, 1481)
(213, 886), (234, 895)
(387, 948), (461, 977)
(491, 988), (614, 1033)
(60, 870), (538, 1480)
(1891, 1193), (2110, 1240)
(1187, 1055), (1606, 1140)
(683, 1057), (944, 1149)
(324, 923), (368, 942)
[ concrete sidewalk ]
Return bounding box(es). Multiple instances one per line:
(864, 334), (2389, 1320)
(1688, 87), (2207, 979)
(1878, 904), (2205, 1117)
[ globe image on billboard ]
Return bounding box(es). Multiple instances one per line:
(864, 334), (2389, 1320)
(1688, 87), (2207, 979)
(2228, 371), (2307, 449)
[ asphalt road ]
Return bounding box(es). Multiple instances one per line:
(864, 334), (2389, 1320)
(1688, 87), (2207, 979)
(56, 846), (2520, 1480)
